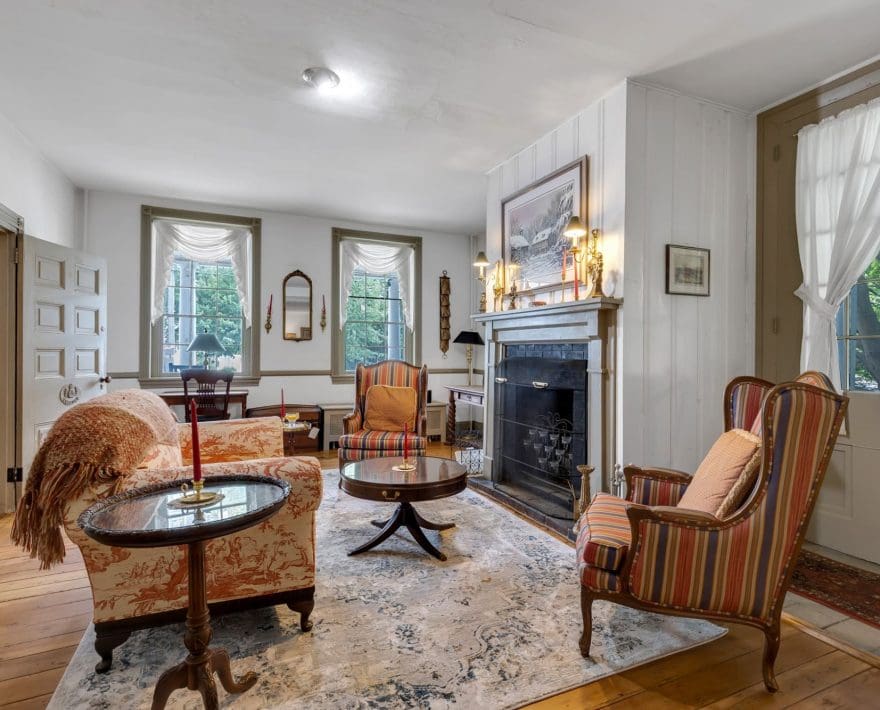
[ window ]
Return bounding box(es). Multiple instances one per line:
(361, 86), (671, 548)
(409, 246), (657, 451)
(140, 206), (261, 385)
(332, 228), (421, 382)
(837, 253), (880, 391)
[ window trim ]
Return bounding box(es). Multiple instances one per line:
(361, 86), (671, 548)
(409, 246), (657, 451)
(139, 205), (261, 387)
(331, 228), (422, 384)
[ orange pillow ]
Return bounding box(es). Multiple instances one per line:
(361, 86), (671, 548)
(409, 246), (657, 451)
(364, 385), (418, 432)
(677, 428), (762, 518)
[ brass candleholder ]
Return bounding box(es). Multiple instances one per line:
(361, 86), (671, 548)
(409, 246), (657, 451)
(171, 480), (223, 508)
(507, 280), (519, 310)
(392, 459), (416, 472)
(264, 311), (272, 334)
(586, 229), (604, 298)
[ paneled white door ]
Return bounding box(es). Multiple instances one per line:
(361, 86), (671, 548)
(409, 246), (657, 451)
(21, 237), (108, 479)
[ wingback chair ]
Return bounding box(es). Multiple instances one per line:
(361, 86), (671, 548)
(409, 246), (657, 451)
(339, 360), (429, 466)
(52, 391), (323, 673)
(576, 373), (847, 692)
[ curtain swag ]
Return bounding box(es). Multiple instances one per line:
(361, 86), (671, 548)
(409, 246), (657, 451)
(794, 96), (880, 390)
(339, 240), (415, 329)
(151, 220), (253, 328)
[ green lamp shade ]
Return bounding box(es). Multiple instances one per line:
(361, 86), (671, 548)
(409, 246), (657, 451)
(187, 332), (226, 355)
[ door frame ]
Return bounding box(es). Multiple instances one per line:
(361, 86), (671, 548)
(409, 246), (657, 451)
(0, 202), (24, 513)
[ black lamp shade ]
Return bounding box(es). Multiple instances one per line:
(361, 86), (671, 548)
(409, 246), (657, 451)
(187, 332), (226, 354)
(453, 330), (484, 346)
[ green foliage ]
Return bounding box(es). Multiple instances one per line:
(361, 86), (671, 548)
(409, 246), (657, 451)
(344, 272), (406, 371)
(845, 256), (880, 390)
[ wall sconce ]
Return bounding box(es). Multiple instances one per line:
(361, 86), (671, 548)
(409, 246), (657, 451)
(473, 251), (490, 313)
(563, 217), (604, 299)
(493, 259), (505, 311)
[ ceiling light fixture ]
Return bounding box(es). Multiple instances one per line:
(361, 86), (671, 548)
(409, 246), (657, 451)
(302, 66), (340, 92)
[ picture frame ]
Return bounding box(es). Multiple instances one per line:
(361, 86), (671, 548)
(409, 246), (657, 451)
(501, 157), (587, 291)
(665, 244), (710, 296)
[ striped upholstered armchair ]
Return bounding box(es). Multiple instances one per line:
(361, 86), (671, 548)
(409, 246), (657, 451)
(576, 373), (847, 692)
(339, 360), (429, 465)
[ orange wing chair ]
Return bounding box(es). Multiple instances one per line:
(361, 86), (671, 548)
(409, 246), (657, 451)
(576, 373), (847, 692)
(339, 360), (429, 466)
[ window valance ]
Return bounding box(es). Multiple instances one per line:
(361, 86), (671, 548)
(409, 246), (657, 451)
(150, 220), (253, 327)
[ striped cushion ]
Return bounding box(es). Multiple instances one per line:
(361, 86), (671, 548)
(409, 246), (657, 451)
(339, 430), (428, 452)
(577, 492), (636, 572)
(628, 476), (689, 506)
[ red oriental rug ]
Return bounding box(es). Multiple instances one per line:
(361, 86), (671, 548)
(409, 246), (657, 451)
(790, 549), (880, 629)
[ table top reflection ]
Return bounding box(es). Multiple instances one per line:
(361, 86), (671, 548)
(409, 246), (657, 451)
(78, 474), (290, 548)
(341, 456), (466, 486)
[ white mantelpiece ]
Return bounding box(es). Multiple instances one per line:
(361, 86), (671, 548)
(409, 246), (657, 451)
(473, 297), (621, 498)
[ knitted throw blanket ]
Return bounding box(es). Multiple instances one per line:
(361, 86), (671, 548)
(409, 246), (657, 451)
(11, 389), (178, 569)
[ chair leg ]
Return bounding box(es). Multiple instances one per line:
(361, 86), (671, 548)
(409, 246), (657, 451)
(761, 620), (781, 692)
(93, 626), (131, 673)
(579, 588), (594, 658)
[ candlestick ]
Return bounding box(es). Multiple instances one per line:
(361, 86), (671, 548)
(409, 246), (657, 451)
(264, 293), (273, 333)
(190, 400), (202, 483)
(404, 422), (409, 462)
(280, 388), (286, 420)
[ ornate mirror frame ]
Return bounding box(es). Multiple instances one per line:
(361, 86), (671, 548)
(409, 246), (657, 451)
(282, 269), (313, 341)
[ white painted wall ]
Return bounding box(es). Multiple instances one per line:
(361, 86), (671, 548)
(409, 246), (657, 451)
(0, 110), (81, 247)
(85, 190), (474, 410)
(484, 80), (755, 475)
(622, 82), (755, 471)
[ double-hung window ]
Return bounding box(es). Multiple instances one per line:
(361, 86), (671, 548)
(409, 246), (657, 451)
(140, 206), (261, 384)
(836, 253), (880, 391)
(332, 229), (421, 382)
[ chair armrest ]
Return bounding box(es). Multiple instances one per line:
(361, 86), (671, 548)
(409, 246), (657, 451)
(624, 465), (691, 505)
(179, 417), (284, 464)
(126, 456), (324, 514)
(342, 410), (362, 435)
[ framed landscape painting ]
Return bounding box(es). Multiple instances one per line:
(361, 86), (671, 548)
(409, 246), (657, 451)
(666, 244), (710, 296)
(502, 157), (587, 290)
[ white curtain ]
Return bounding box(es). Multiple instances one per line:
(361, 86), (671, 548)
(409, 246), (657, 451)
(151, 220), (253, 327)
(339, 240), (415, 329)
(794, 97), (880, 389)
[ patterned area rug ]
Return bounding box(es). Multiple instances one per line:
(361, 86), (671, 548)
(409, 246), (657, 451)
(50, 469), (725, 709)
(791, 549), (880, 629)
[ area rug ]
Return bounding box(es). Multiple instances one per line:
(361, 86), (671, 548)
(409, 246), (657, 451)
(791, 549), (880, 629)
(50, 469), (725, 709)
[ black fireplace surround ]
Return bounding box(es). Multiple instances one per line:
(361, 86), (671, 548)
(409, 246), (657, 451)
(490, 343), (588, 529)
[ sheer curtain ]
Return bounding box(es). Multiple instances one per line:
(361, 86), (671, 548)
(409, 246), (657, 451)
(151, 220), (253, 327)
(339, 240), (414, 329)
(794, 96), (880, 389)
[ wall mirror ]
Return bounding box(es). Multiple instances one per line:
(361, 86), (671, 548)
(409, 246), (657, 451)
(283, 270), (313, 341)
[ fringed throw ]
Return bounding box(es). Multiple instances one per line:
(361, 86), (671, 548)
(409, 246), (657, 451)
(11, 389), (178, 568)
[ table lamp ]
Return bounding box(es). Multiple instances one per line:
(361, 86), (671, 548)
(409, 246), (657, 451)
(453, 330), (485, 386)
(187, 329), (226, 369)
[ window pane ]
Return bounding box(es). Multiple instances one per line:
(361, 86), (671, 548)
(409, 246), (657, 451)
(194, 262), (218, 289)
(851, 339), (880, 391)
(849, 282), (880, 336)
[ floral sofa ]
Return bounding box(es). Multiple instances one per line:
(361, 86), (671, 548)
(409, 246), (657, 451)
(61, 403), (323, 673)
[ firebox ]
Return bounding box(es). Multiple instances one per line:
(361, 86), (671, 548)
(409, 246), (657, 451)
(491, 344), (587, 522)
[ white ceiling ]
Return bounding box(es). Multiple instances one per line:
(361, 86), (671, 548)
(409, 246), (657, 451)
(1, 1), (879, 234)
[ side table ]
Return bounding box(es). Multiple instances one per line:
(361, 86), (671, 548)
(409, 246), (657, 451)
(78, 474), (290, 710)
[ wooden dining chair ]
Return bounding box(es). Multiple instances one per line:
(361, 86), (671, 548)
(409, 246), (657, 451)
(181, 369), (234, 422)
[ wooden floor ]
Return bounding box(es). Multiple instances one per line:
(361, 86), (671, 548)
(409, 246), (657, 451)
(2, 445), (878, 709)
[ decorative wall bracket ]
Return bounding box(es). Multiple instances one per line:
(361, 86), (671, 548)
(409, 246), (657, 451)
(439, 270), (451, 357)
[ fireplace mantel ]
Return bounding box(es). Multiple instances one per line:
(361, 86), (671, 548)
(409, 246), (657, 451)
(471, 297), (621, 526)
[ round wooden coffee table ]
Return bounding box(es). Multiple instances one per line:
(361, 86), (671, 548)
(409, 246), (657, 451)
(78, 474), (290, 710)
(340, 456), (467, 561)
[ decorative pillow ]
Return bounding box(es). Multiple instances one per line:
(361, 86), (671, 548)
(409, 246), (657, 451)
(677, 428), (762, 519)
(364, 385), (417, 432)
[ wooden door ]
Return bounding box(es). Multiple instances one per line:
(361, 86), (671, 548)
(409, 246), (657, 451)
(21, 237), (108, 479)
(0, 224), (20, 514)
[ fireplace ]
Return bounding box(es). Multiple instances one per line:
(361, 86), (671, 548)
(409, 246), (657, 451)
(472, 299), (620, 539)
(493, 346), (588, 522)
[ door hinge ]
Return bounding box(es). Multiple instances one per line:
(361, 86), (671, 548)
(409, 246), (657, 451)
(772, 144), (781, 162)
(12, 247), (19, 264)
(6, 467), (23, 483)
(772, 317), (780, 334)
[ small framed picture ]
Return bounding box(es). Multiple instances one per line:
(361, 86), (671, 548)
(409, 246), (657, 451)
(666, 244), (710, 296)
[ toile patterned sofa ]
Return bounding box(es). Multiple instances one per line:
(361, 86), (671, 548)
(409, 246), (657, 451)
(62, 409), (323, 673)
(575, 372), (847, 692)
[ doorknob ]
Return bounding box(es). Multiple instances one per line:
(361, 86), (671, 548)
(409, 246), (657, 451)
(99, 375), (112, 385)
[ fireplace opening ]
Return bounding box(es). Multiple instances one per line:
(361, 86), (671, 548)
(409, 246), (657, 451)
(491, 345), (587, 523)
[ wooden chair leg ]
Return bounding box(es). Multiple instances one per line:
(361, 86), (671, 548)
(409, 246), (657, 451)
(761, 620), (781, 692)
(93, 627), (131, 673)
(579, 588), (594, 658)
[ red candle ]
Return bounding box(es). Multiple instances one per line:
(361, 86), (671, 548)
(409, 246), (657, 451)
(561, 248), (568, 282)
(268, 293), (273, 316)
(189, 399), (202, 482)
(573, 255), (580, 301)
(404, 423), (409, 461)
(280, 388), (286, 419)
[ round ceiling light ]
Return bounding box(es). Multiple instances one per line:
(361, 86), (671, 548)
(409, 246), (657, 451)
(302, 66), (340, 92)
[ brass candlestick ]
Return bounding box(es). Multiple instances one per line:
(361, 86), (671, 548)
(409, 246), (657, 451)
(507, 280), (519, 310)
(264, 312), (272, 334)
(586, 229), (604, 298)
(173, 479), (222, 508)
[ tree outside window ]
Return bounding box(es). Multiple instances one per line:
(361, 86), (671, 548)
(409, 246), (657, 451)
(837, 255), (880, 390)
(343, 270), (406, 371)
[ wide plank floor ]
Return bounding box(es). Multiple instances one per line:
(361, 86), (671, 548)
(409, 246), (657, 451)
(2, 444), (878, 709)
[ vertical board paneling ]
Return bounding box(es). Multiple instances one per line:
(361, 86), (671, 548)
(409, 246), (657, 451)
(555, 117), (577, 168)
(535, 133), (556, 179)
(516, 146), (536, 191)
